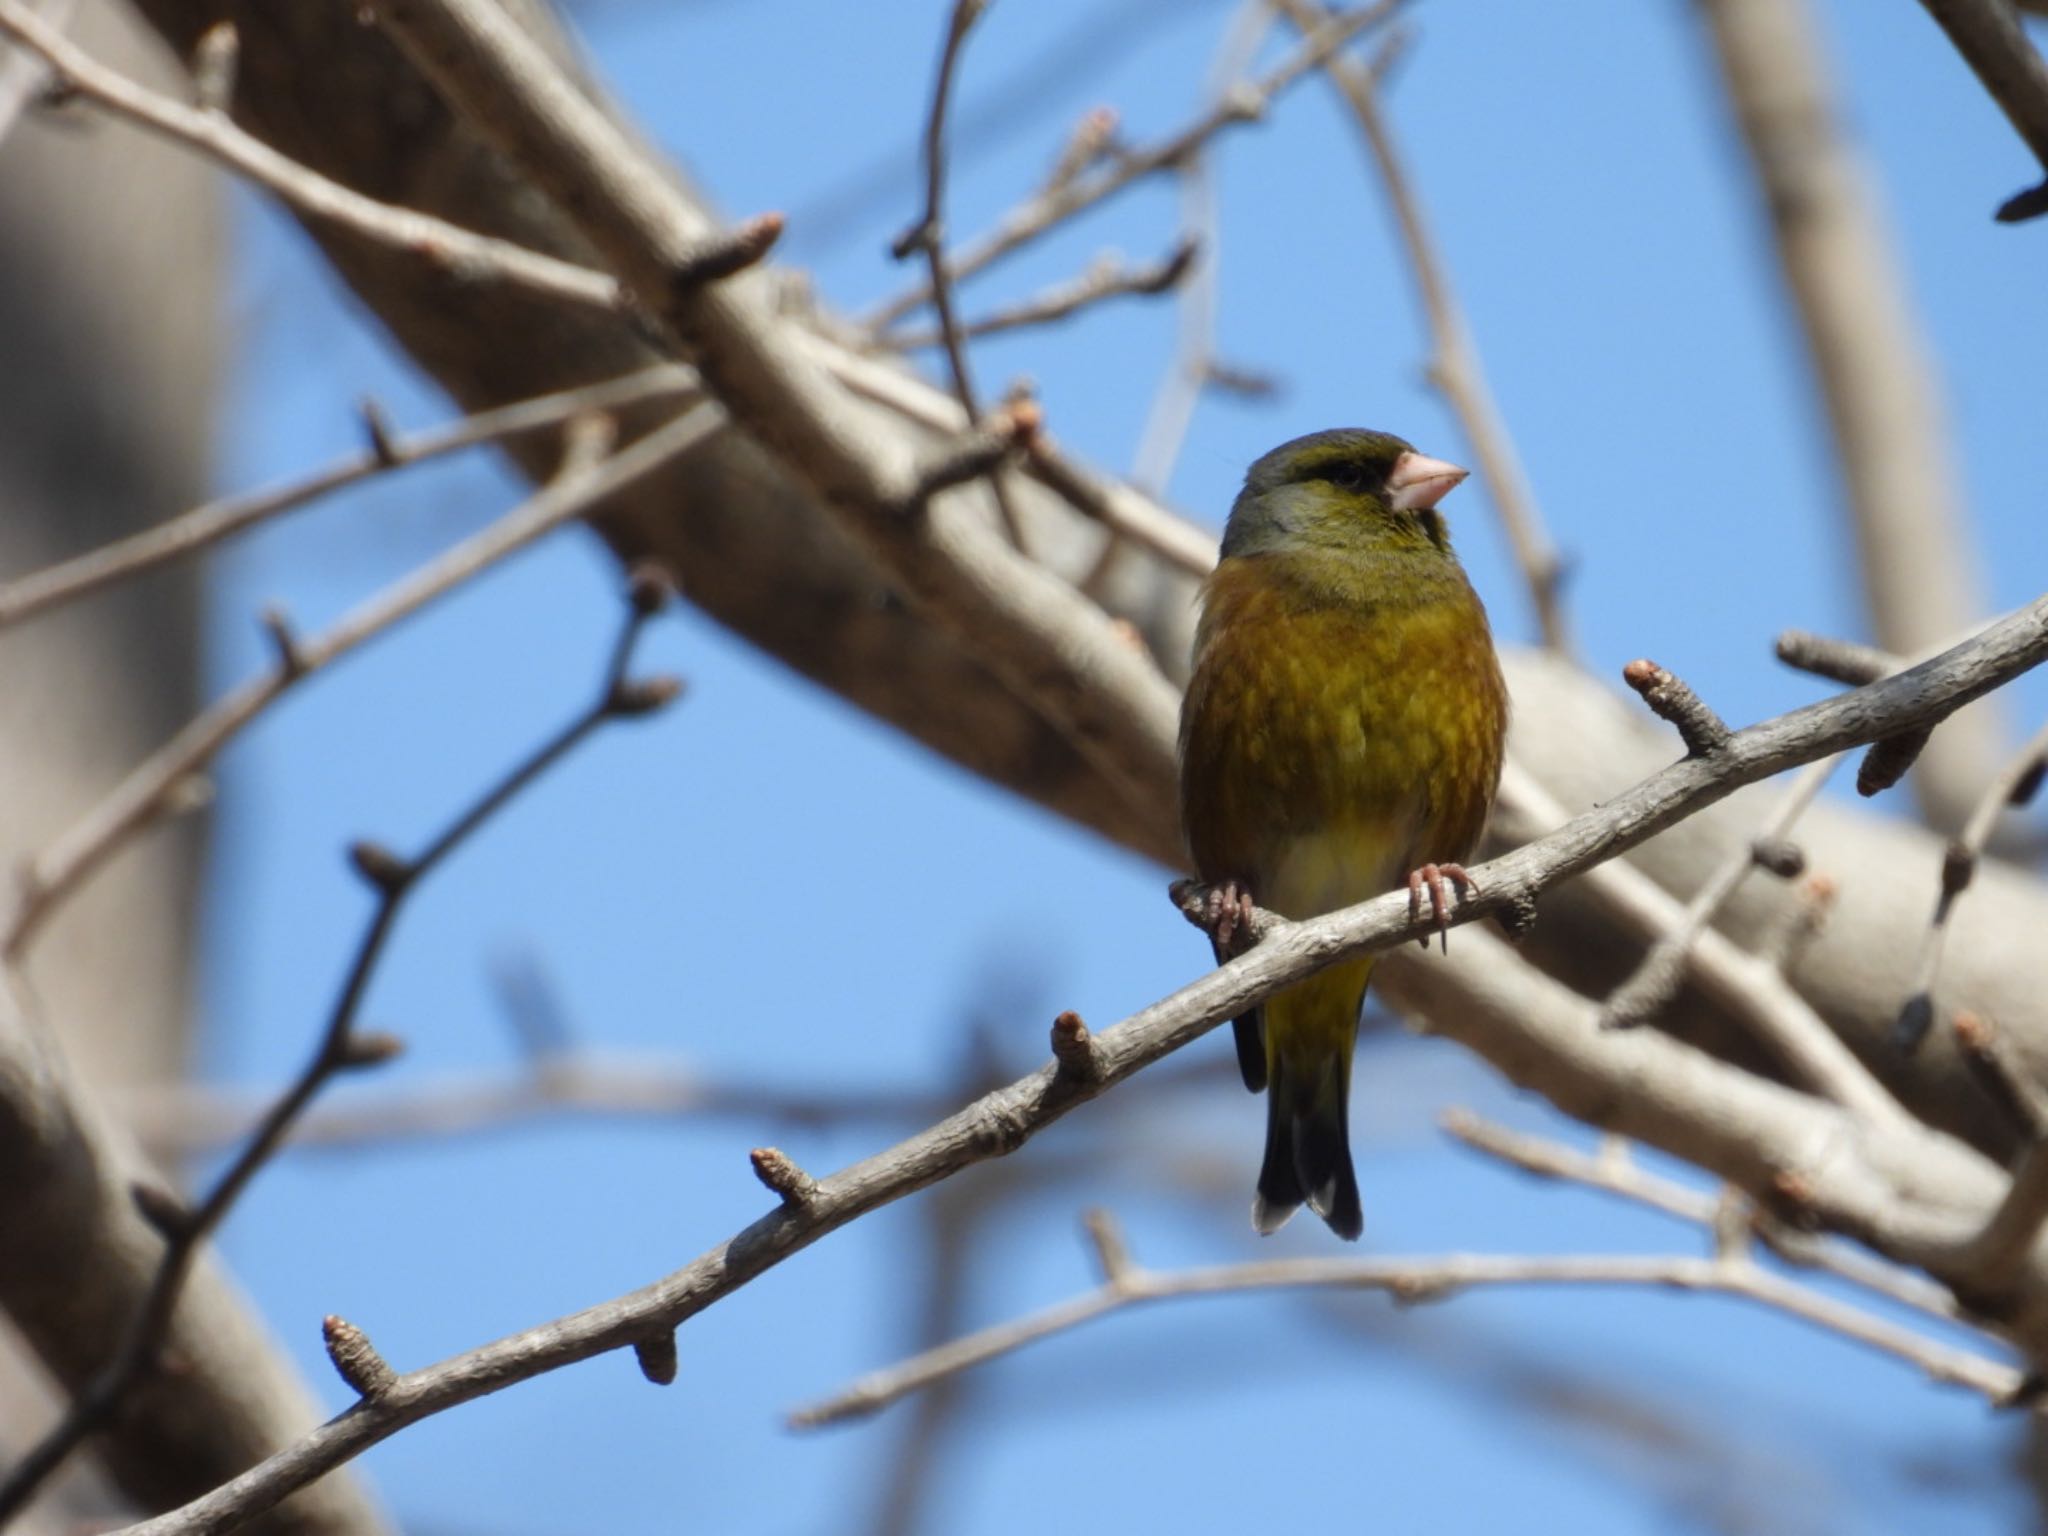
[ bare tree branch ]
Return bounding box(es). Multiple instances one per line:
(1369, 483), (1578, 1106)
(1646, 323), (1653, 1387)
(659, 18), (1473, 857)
(1700, 0), (2005, 829)
(2, 405), (720, 960)
(1897, 719), (2048, 1050)
(1444, 1110), (1965, 1322)
(1599, 757), (1835, 1031)
(788, 1209), (2019, 1428)
(1491, 762), (1910, 1129)
(881, 238), (1196, 351)
(0, 366), (696, 631)
(1273, 0), (1570, 653)
(0, 570), (680, 1523)
(364, 0), (1183, 825)
(891, 0), (1029, 552)
(0, 0), (622, 311)
(863, 0), (1401, 332)
(1128, 2), (1264, 498)
(1915, 0), (2048, 219)
(100, 597), (2048, 1535)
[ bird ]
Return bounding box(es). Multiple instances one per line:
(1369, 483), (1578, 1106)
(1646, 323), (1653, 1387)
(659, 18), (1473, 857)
(1178, 428), (1508, 1240)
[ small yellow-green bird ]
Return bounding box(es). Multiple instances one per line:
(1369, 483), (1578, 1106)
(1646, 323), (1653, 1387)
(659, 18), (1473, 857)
(1179, 429), (1508, 1240)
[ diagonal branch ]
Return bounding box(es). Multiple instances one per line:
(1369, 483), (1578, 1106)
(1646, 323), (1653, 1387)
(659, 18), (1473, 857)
(0, 572), (681, 1524)
(1915, 0), (2048, 219)
(0, 365), (698, 631)
(367, 0), (1183, 826)
(0, 0), (620, 311)
(105, 593), (2048, 1536)
(2, 404), (721, 960)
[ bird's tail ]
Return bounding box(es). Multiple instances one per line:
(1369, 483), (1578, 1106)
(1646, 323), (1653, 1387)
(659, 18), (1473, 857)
(1252, 956), (1369, 1241)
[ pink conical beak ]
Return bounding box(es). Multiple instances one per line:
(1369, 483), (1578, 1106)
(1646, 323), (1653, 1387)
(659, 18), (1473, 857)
(1386, 450), (1468, 511)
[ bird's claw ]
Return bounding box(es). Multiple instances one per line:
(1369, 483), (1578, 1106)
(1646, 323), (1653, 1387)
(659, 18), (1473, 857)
(1406, 863), (1476, 953)
(1203, 879), (1258, 956)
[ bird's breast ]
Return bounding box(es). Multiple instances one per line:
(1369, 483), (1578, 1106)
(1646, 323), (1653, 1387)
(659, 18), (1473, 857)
(1178, 554), (1506, 913)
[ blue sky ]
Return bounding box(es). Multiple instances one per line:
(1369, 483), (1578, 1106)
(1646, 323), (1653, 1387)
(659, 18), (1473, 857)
(190, 1), (2046, 1531)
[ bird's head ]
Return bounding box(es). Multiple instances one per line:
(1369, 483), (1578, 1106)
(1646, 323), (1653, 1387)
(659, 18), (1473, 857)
(1221, 428), (1469, 561)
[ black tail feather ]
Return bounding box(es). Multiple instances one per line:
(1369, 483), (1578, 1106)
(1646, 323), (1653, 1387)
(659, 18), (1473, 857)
(1252, 1058), (1362, 1241)
(1231, 1012), (1266, 1092)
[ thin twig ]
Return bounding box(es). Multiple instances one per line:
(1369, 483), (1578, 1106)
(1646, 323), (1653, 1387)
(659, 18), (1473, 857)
(1037, 104), (1120, 196)
(370, 0), (1185, 834)
(1, 403), (721, 960)
(0, 0), (621, 311)
(1914, 0), (2048, 220)
(1017, 425), (1219, 579)
(787, 1208), (2018, 1427)
(119, 1056), (946, 1157)
(1274, 0), (1570, 652)
(1896, 720), (2048, 1052)
(0, 365), (698, 630)
(1921, 1017), (2048, 1300)
(0, 574), (681, 1523)
(1445, 763), (1911, 1128)
(1703, 0), (2003, 827)
(882, 238), (1196, 351)
(1775, 629), (1898, 687)
(1772, 628), (1952, 799)
(1443, 1111), (1964, 1322)
(1129, 2), (1264, 497)
(1600, 757), (1837, 1031)
(106, 595), (2048, 1536)
(0, 0), (64, 146)
(862, 0), (1401, 332)
(892, 0), (1029, 553)
(1954, 1011), (2048, 1140)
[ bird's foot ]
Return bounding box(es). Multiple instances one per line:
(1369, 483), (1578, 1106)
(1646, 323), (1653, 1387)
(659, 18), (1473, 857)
(1406, 863), (1477, 953)
(1201, 878), (1259, 957)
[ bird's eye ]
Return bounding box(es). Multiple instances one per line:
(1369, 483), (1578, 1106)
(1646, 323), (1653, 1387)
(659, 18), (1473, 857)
(1325, 463), (1368, 493)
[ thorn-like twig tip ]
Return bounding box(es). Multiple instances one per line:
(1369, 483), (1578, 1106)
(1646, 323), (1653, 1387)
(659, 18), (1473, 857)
(323, 1315), (398, 1399)
(164, 772), (214, 817)
(633, 1331), (679, 1386)
(358, 397), (401, 468)
(1941, 840), (1977, 900)
(606, 674), (684, 719)
(1996, 179), (2048, 224)
(1857, 725), (1933, 798)
(1622, 659), (1731, 757)
(1749, 836), (1806, 879)
(888, 217), (938, 263)
(1493, 891), (1539, 942)
(626, 564), (675, 616)
(1772, 630), (1895, 687)
(339, 1030), (406, 1070)
(130, 1181), (191, 1240)
(669, 213), (787, 290)
(259, 604), (305, 679)
(1999, 1371), (2048, 1409)
(750, 1146), (818, 1208)
(2014, 756), (2048, 811)
(1050, 1009), (1103, 1082)
(346, 839), (412, 895)
(1895, 992), (1936, 1054)
(1081, 1207), (1132, 1285)
(190, 20), (238, 113)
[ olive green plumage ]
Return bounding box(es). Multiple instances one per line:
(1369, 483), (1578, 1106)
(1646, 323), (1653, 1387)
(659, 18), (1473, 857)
(1178, 428), (1508, 1240)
